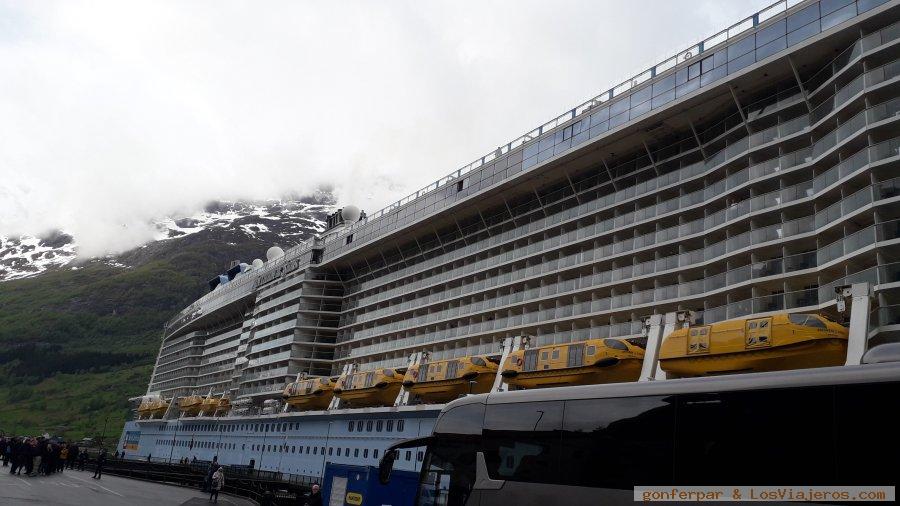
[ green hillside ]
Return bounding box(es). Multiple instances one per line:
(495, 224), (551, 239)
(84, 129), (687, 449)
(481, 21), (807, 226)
(0, 223), (315, 440)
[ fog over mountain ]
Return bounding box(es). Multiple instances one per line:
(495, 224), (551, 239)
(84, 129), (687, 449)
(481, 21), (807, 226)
(0, 0), (770, 258)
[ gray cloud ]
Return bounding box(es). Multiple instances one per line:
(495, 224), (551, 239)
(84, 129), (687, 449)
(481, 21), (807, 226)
(0, 0), (771, 257)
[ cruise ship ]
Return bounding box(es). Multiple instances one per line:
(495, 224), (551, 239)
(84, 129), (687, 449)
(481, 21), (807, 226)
(118, 0), (900, 481)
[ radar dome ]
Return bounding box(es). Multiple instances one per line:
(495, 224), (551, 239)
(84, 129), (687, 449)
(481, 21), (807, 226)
(252, 258), (264, 269)
(266, 246), (284, 261)
(341, 205), (361, 223)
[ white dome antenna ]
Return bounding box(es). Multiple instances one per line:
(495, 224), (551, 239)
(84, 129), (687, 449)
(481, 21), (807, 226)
(266, 246), (284, 261)
(341, 205), (361, 223)
(252, 258), (264, 269)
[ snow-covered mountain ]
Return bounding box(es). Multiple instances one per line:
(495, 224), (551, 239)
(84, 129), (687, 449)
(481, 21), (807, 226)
(0, 194), (334, 282)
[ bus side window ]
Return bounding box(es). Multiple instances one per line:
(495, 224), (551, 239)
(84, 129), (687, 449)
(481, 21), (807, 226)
(835, 382), (900, 485)
(560, 396), (674, 488)
(675, 387), (835, 485)
(482, 401), (563, 484)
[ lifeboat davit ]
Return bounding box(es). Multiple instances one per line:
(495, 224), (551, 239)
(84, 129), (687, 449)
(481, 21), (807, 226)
(403, 355), (498, 403)
(659, 313), (848, 376)
(333, 368), (404, 407)
(501, 337), (645, 389)
(178, 394), (204, 416)
(283, 376), (336, 411)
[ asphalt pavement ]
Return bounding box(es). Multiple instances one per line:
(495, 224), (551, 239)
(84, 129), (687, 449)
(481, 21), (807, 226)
(0, 465), (256, 506)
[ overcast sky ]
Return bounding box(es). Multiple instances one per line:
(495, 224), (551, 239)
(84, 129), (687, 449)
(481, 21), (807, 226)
(0, 0), (772, 257)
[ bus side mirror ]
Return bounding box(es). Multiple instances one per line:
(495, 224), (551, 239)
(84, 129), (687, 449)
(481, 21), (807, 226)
(378, 450), (396, 485)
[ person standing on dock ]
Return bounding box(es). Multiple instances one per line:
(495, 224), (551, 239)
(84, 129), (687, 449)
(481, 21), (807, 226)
(209, 466), (224, 503)
(92, 448), (107, 479)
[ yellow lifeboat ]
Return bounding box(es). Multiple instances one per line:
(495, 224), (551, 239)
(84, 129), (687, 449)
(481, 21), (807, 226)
(137, 397), (169, 419)
(283, 376), (336, 411)
(659, 313), (848, 376)
(199, 395), (230, 416)
(214, 396), (231, 416)
(178, 394), (204, 416)
(402, 355), (499, 403)
(333, 368), (404, 407)
(501, 337), (645, 389)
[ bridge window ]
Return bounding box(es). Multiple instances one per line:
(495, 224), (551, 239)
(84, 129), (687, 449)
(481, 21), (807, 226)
(348, 421), (354, 432)
(376, 420), (383, 432)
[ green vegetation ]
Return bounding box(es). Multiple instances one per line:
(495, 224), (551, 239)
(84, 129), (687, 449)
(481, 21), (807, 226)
(0, 228), (273, 440)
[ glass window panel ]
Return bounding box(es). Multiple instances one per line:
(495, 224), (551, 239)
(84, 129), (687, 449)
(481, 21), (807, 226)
(728, 50), (757, 73)
(676, 67), (689, 86)
(713, 49), (728, 68)
(756, 36), (787, 61)
(700, 64), (728, 87)
(820, 0), (853, 15)
(631, 98), (651, 118)
(560, 396), (675, 488)
(610, 97), (630, 117)
(821, 3), (856, 31)
(676, 78), (701, 98)
(701, 56), (716, 74)
(756, 18), (786, 47)
(675, 387), (836, 485)
(630, 85), (652, 107)
(787, 3), (820, 32)
(727, 35), (756, 61)
(609, 111), (629, 129)
(688, 62), (701, 80)
(652, 88), (677, 109)
(788, 20), (821, 46)
(652, 74), (676, 96)
(589, 106), (609, 125)
(858, 0), (889, 12)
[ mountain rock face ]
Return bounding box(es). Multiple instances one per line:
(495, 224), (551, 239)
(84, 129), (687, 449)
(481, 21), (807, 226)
(0, 190), (335, 438)
(0, 191), (334, 282)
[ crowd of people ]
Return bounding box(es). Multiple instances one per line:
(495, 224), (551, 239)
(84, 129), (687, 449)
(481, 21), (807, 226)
(2, 436), (322, 504)
(1, 436), (91, 477)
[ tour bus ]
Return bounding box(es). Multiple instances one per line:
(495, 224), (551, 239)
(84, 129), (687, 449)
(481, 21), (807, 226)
(379, 345), (900, 506)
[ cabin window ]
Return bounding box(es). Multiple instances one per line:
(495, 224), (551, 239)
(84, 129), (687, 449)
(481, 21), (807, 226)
(398, 420), (405, 432)
(586, 346), (596, 355)
(376, 420), (383, 432)
(690, 329), (698, 336)
(700, 328), (709, 335)
(405, 450), (412, 461)
(749, 322), (758, 329)
(357, 420), (364, 432)
(551, 349), (560, 360)
(329, 447), (333, 456)
(541, 351), (549, 360)
(355, 448), (360, 458)
(759, 321), (768, 328)
(364, 449), (369, 458)
(367, 420), (373, 432)
(471, 357), (487, 367)
(314, 447), (318, 455)
(373, 449), (379, 459)
(387, 420), (394, 432)
(348, 421), (354, 432)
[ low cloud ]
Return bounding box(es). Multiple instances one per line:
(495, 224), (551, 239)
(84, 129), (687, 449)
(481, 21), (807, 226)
(0, 0), (767, 257)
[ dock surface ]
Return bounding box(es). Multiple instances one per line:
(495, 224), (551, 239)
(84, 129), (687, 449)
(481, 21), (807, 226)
(0, 466), (256, 506)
